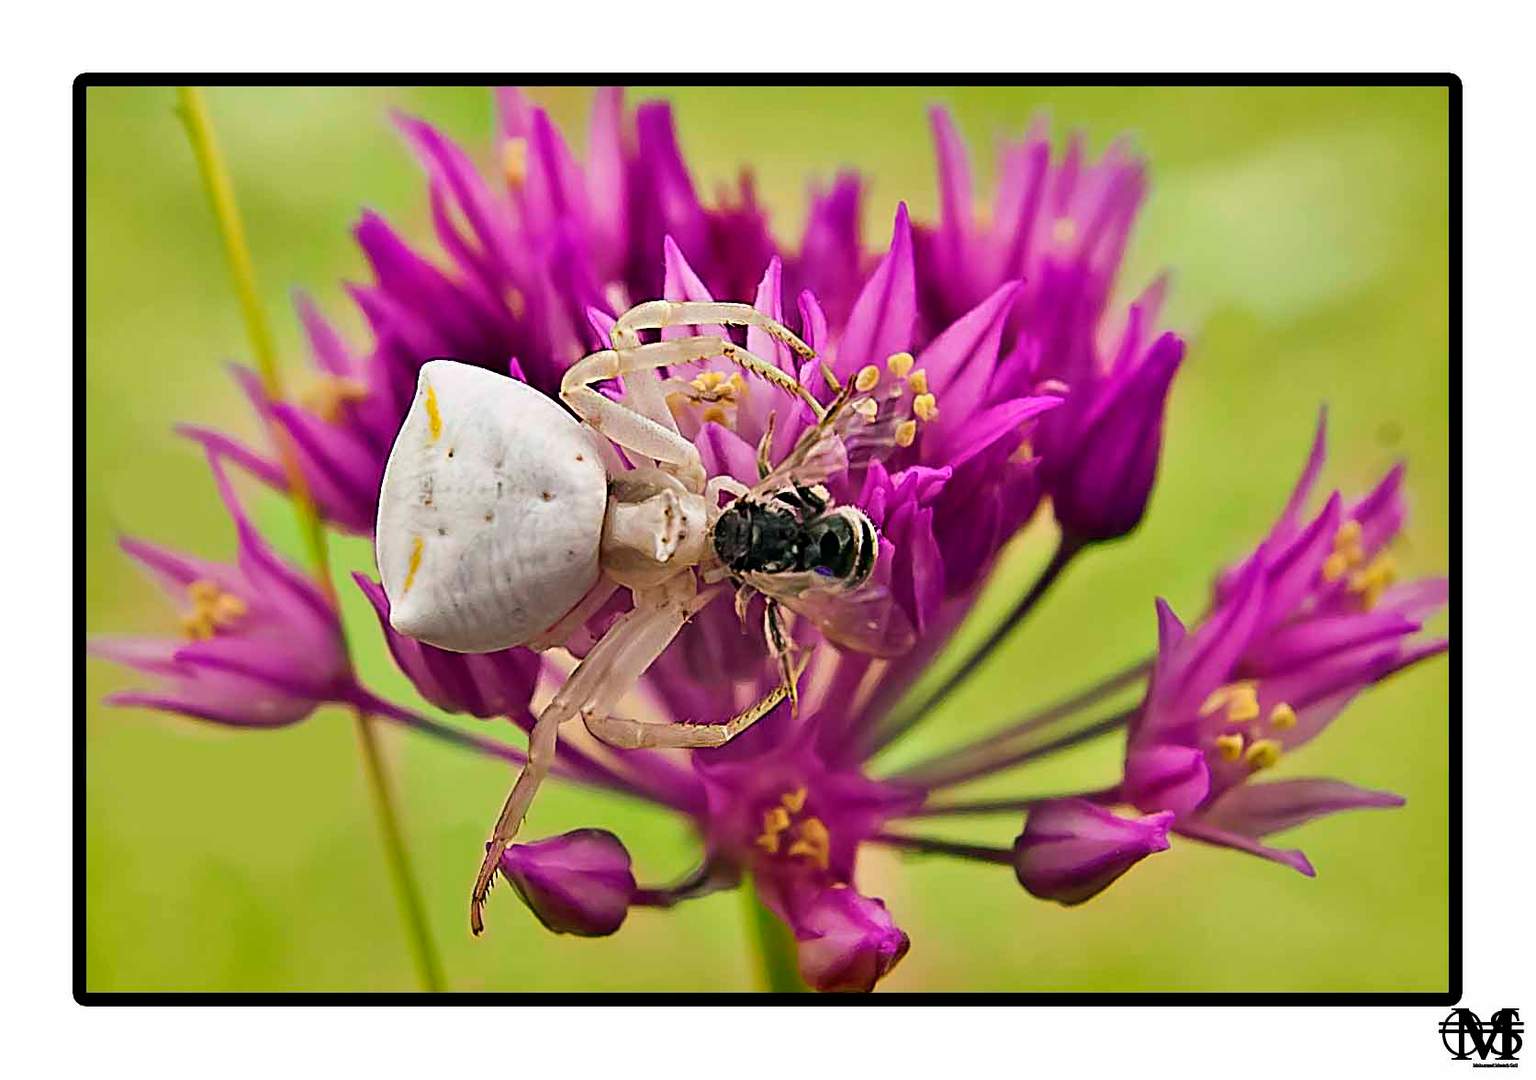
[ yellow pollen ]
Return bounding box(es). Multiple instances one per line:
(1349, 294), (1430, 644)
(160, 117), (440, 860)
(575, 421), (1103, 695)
(912, 393), (939, 422)
(1200, 680), (1257, 718)
(1348, 553), (1397, 611)
(502, 137), (528, 188)
(1322, 552), (1349, 582)
(855, 365), (881, 393)
(1052, 218), (1078, 246)
(763, 806), (791, 836)
(1226, 684), (1261, 724)
(885, 352), (915, 378)
(727, 372), (747, 396)
(755, 831), (781, 854)
(188, 579), (222, 605)
(894, 420), (918, 448)
(180, 611), (215, 640)
(781, 787), (808, 814)
(852, 398), (879, 423)
(1334, 520), (1362, 549)
(298, 374), (369, 423)
(423, 382), (443, 442)
(1267, 702), (1298, 730)
(700, 405), (728, 425)
(1009, 439), (1035, 464)
(787, 816), (832, 870)
(1215, 733), (1245, 762)
(181, 579), (247, 639)
(906, 369), (929, 395)
(402, 536), (424, 594)
(212, 593), (248, 622)
(1244, 738), (1283, 771)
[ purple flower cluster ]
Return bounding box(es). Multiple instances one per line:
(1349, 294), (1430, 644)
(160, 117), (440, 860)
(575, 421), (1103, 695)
(92, 88), (1447, 992)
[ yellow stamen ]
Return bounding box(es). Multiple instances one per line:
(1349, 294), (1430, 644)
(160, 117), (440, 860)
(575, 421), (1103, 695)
(1244, 738), (1283, 771)
(787, 816), (831, 870)
(1225, 684), (1261, 724)
(1334, 520), (1362, 549)
(906, 369), (929, 395)
(855, 365), (881, 393)
(885, 352), (915, 378)
(1200, 681), (1257, 718)
(727, 373), (747, 397)
(894, 419), (918, 448)
(763, 806), (791, 836)
(188, 579), (222, 605)
(1322, 552), (1348, 582)
(402, 536), (424, 594)
(700, 405), (728, 425)
(1267, 702), (1297, 730)
(912, 393), (939, 422)
(781, 787), (808, 814)
(852, 399), (879, 422)
(182, 579), (248, 639)
(755, 831), (781, 854)
(502, 137), (528, 188)
(423, 382), (443, 442)
(1215, 733), (1245, 762)
(1348, 553), (1397, 611)
(180, 611), (214, 640)
(212, 593), (248, 622)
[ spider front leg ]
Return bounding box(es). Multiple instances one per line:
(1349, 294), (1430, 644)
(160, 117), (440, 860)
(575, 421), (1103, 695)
(469, 574), (710, 934)
(614, 300), (817, 364)
(580, 652), (809, 750)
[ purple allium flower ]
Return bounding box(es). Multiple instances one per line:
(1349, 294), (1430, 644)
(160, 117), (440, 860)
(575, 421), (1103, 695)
(90, 452), (352, 727)
(91, 88), (1449, 993)
(914, 110), (1180, 545)
(1121, 416), (1447, 874)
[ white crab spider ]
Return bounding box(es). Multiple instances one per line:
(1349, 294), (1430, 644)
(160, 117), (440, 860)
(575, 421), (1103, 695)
(376, 301), (896, 935)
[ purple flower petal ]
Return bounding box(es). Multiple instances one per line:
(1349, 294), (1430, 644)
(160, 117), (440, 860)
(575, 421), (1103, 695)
(498, 829), (637, 937)
(1014, 799), (1174, 905)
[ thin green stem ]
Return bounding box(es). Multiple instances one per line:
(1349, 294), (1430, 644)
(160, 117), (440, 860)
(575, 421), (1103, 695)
(353, 711), (446, 992)
(741, 876), (806, 993)
(870, 537), (1082, 755)
(176, 86), (443, 993)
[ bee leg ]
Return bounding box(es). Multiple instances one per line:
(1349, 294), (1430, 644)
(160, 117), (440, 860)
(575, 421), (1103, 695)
(705, 475), (751, 506)
(763, 599), (801, 715)
(581, 652), (810, 750)
(470, 577), (702, 935)
(756, 414), (777, 479)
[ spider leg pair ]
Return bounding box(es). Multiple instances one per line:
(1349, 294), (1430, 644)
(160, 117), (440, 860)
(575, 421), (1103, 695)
(470, 301), (821, 934)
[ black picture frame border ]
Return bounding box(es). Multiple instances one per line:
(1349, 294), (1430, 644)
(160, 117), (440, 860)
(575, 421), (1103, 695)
(73, 72), (1462, 1006)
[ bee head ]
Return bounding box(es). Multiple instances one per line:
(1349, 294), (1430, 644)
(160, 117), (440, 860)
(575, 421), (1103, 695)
(711, 503), (752, 567)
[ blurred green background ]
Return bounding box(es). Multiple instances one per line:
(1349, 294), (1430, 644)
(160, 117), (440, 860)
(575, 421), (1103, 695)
(84, 85), (1450, 992)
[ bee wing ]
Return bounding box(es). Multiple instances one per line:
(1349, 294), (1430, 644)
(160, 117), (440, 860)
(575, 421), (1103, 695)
(745, 573), (916, 658)
(748, 424), (850, 497)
